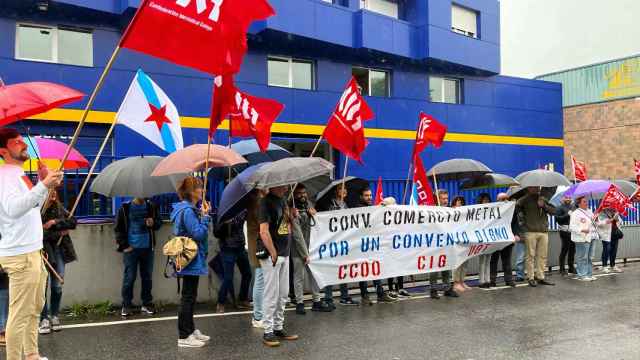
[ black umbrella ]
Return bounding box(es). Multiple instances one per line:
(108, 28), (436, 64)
(315, 176), (370, 210)
(427, 158), (492, 181)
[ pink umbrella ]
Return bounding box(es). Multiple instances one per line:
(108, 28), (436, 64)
(0, 136), (89, 171)
(151, 144), (247, 177)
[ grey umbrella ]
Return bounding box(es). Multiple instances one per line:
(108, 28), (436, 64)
(613, 179), (638, 197)
(91, 156), (186, 198)
(426, 158), (492, 181)
(245, 157), (335, 190)
(515, 169), (571, 188)
(460, 173), (519, 190)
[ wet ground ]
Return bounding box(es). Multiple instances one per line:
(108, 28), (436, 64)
(20, 263), (640, 359)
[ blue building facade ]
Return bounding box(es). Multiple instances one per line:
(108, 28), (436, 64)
(0, 0), (563, 215)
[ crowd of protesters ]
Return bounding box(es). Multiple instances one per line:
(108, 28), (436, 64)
(0, 127), (629, 357)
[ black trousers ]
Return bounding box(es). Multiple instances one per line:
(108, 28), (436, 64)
(559, 231), (576, 272)
(387, 277), (404, 291)
(490, 244), (514, 284)
(178, 275), (200, 339)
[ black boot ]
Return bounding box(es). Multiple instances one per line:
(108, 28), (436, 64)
(430, 289), (440, 299)
(295, 303), (306, 315)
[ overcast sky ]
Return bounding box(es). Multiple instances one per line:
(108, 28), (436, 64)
(500, 0), (640, 78)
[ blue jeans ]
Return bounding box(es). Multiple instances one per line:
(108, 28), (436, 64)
(0, 288), (8, 332)
(601, 238), (620, 267)
(218, 247), (252, 305)
(575, 242), (594, 278)
(324, 283), (350, 302)
(41, 247), (65, 320)
(252, 267), (264, 321)
(515, 241), (526, 279)
(122, 248), (154, 307)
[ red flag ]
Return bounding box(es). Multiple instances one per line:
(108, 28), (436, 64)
(323, 77), (374, 163)
(596, 184), (632, 216)
(374, 177), (383, 205)
(413, 156), (435, 206)
(120, 0), (274, 75)
(209, 76), (283, 152)
(571, 156), (588, 182)
(209, 75), (236, 135)
(413, 112), (447, 157)
(634, 159), (640, 185)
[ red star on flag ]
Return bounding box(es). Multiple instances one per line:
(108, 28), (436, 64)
(145, 103), (172, 130)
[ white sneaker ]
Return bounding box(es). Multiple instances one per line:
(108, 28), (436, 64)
(38, 319), (52, 335)
(192, 329), (210, 342)
(252, 318), (266, 329)
(612, 266), (623, 273)
(50, 316), (61, 332)
(602, 267), (611, 274)
(588, 276), (598, 281)
(178, 334), (206, 348)
(578, 277), (591, 282)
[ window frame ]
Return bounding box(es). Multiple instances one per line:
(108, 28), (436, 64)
(267, 55), (315, 90)
(429, 76), (462, 104)
(352, 66), (391, 98)
(360, 0), (399, 19)
(451, 3), (479, 39)
(15, 22), (94, 67)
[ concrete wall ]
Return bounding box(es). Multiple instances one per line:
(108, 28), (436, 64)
(59, 223), (640, 308)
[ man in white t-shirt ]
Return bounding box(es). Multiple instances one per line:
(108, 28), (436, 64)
(0, 128), (62, 360)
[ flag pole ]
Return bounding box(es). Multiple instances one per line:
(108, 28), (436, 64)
(201, 134), (213, 212)
(571, 154), (577, 183)
(42, 45), (122, 212)
(56, 121), (117, 247)
(310, 135), (323, 158)
(287, 134), (324, 203)
(341, 156), (349, 189)
(401, 161), (413, 205)
(431, 162), (441, 206)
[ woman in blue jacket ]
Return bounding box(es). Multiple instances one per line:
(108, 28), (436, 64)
(171, 176), (211, 348)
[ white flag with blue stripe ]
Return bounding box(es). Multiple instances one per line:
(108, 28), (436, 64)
(115, 69), (183, 153)
(409, 182), (419, 206)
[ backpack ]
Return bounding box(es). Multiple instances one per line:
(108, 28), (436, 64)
(163, 209), (199, 277)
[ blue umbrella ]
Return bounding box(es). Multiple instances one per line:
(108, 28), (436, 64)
(209, 140), (291, 180)
(216, 163), (268, 224)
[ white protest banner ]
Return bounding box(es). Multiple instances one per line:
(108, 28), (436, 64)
(308, 202), (515, 288)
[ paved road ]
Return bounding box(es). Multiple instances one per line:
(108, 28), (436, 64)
(29, 264), (640, 360)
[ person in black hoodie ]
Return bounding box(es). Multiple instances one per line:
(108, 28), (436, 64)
(38, 190), (77, 334)
(114, 198), (162, 317)
(555, 195), (575, 275)
(214, 210), (252, 313)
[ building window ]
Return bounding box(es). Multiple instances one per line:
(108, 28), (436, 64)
(267, 56), (314, 90)
(15, 23), (93, 66)
(429, 76), (462, 104)
(360, 0), (398, 19)
(353, 67), (390, 97)
(451, 4), (478, 38)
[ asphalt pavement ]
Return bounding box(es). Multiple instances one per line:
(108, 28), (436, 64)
(20, 263), (640, 360)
